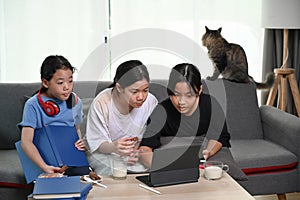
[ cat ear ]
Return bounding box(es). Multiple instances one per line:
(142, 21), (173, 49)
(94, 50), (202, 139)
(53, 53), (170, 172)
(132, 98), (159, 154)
(205, 26), (209, 32)
(218, 27), (222, 33)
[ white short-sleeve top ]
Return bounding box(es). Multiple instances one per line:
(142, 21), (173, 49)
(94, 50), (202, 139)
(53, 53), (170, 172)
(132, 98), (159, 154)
(86, 88), (158, 152)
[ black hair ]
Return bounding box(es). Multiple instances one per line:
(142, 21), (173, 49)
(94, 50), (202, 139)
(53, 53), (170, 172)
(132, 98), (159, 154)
(39, 55), (76, 108)
(40, 55), (75, 81)
(109, 60), (150, 88)
(167, 63), (202, 96)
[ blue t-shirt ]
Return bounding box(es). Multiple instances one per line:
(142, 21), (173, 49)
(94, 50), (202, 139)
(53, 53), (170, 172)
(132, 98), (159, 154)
(18, 93), (83, 129)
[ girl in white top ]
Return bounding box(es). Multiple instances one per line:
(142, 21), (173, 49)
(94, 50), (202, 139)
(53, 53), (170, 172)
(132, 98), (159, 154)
(86, 60), (158, 175)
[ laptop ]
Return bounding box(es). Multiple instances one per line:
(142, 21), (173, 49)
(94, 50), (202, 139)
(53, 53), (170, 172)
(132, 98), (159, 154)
(136, 144), (201, 187)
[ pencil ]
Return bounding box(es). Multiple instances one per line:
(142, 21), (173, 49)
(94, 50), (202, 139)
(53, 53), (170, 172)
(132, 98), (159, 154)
(138, 184), (161, 195)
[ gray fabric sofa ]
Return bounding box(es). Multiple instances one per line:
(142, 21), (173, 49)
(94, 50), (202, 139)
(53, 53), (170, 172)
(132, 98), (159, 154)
(0, 81), (111, 200)
(0, 79), (299, 200)
(203, 80), (300, 200)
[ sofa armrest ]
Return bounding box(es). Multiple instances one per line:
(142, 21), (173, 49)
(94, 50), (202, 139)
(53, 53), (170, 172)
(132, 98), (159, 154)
(260, 105), (300, 158)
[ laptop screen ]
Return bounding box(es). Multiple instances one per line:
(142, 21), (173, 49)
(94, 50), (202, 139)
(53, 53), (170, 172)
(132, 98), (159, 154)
(150, 144), (201, 173)
(136, 143), (202, 187)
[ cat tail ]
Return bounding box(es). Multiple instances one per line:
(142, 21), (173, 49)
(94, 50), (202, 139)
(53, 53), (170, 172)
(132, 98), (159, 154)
(249, 72), (275, 90)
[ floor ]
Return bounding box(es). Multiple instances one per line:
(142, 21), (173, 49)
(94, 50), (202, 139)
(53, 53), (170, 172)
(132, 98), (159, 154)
(254, 193), (300, 200)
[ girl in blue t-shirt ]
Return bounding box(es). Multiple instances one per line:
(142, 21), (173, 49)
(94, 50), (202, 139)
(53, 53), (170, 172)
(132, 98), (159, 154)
(18, 55), (85, 174)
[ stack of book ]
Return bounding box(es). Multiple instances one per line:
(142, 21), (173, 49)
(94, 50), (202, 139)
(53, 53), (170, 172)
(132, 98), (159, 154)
(27, 176), (92, 200)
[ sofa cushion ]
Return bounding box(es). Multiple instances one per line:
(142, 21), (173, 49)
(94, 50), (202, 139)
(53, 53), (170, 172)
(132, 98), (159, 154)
(0, 83), (40, 149)
(0, 150), (28, 184)
(230, 139), (298, 175)
(203, 79), (264, 140)
(0, 187), (33, 200)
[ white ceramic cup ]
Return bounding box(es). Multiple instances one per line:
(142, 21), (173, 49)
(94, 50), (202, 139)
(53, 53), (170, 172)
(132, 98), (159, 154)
(204, 161), (229, 180)
(112, 155), (128, 180)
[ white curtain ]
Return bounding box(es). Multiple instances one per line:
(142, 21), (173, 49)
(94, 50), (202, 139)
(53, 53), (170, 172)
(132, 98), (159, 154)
(0, 0), (263, 83)
(0, 0), (107, 82)
(108, 0), (262, 81)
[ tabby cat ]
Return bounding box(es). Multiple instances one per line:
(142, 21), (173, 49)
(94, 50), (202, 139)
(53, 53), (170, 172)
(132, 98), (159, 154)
(202, 26), (274, 89)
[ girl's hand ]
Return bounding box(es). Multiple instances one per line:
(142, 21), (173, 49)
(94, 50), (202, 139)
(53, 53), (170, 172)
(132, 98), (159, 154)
(128, 149), (140, 165)
(202, 149), (211, 160)
(113, 137), (135, 156)
(202, 140), (222, 160)
(42, 165), (62, 174)
(75, 139), (86, 151)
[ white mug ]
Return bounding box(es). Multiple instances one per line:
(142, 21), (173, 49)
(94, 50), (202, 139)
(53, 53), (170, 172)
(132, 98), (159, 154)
(204, 161), (229, 180)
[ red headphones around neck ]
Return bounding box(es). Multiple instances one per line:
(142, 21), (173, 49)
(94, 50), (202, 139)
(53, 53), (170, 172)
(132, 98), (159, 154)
(38, 90), (60, 116)
(37, 89), (78, 117)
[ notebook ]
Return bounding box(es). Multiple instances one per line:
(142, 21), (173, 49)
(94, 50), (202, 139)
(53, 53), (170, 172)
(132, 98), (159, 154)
(16, 125), (90, 183)
(136, 144), (201, 187)
(32, 176), (82, 199)
(28, 181), (92, 200)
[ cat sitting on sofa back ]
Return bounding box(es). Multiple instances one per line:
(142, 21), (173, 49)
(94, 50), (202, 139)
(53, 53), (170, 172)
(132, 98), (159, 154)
(202, 26), (274, 89)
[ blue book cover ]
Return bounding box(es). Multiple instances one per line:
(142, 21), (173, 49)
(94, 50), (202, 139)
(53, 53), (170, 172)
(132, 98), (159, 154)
(78, 183), (93, 200)
(44, 126), (89, 167)
(28, 182), (92, 200)
(15, 140), (45, 184)
(16, 125), (89, 184)
(32, 176), (81, 199)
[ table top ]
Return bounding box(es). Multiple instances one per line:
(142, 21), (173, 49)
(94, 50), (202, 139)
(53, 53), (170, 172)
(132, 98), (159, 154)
(86, 171), (254, 200)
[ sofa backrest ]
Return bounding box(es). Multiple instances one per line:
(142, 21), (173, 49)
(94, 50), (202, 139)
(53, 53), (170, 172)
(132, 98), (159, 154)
(203, 79), (264, 140)
(73, 81), (112, 98)
(0, 81), (112, 150)
(0, 83), (41, 149)
(148, 79), (264, 140)
(0, 79), (263, 150)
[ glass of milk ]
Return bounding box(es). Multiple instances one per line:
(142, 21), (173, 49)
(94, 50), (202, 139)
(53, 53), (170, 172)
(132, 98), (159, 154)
(112, 155), (128, 180)
(204, 161), (229, 180)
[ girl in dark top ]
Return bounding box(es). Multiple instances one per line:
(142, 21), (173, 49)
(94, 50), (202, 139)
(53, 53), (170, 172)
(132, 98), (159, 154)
(139, 63), (231, 167)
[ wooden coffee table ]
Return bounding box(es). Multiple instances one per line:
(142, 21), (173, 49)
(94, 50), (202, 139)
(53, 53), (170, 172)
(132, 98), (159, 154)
(86, 171), (254, 200)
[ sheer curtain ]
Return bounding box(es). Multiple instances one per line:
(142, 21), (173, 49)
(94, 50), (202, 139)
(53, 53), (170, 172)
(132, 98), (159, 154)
(0, 0), (106, 82)
(0, 0), (263, 84)
(107, 0), (263, 81)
